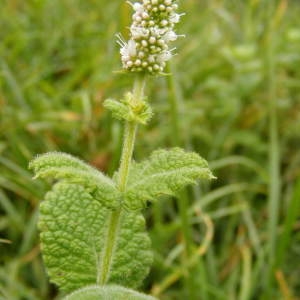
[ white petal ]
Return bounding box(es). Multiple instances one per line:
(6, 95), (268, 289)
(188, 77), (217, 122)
(128, 39), (137, 56)
(170, 13), (180, 23)
(163, 31), (178, 42)
(131, 26), (148, 38)
(157, 51), (172, 63)
(120, 46), (127, 56)
(133, 2), (144, 13)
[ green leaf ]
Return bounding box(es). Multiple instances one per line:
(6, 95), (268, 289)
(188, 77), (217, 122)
(39, 183), (152, 292)
(29, 152), (121, 208)
(64, 285), (158, 300)
(124, 148), (215, 209)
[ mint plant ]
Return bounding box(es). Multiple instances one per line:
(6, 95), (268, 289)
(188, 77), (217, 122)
(29, 1), (214, 298)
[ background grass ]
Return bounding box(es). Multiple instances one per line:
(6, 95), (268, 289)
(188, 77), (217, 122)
(1, 0), (300, 299)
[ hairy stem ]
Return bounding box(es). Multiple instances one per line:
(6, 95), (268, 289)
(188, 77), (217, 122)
(99, 75), (145, 285)
(118, 121), (138, 192)
(98, 208), (122, 284)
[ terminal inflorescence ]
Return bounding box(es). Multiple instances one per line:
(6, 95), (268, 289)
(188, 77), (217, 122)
(117, 0), (184, 75)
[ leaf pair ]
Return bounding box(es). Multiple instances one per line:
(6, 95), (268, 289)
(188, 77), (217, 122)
(30, 149), (215, 210)
(30, 148), (214, 293)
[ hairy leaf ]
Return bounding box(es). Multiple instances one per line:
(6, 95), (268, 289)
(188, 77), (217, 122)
(124, 148), (215, 209)
(64, 285), (157, 300)
(39, 183), (152, 292)
(29, 152), (121, 208)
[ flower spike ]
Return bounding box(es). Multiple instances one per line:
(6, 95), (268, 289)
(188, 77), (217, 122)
(119, 0), (183, 75)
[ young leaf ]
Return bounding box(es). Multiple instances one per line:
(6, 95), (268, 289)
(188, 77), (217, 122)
(64, 285), (158, 300)
(39, 183), (153, 292)
(124, 148), (215, 209)
(104, 92), (152, 125)
(29, 152), (121, 208)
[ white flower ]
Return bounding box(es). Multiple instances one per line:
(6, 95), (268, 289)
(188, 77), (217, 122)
(170, 13), (180, 24)
(122, 39), (137, 57)
(130, 2), (144, 13)
(131, 26), (149, 39)
(157, 51), (172, 63)
(163, 31), (178, 42)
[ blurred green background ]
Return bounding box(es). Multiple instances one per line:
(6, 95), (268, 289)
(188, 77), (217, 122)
(1, 0), (300, 299)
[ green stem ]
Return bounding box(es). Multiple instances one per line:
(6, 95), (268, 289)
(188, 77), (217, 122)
(98, 76), (145, 285)
(118, 121), (138, 192)
(98, 208), (122, 284)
